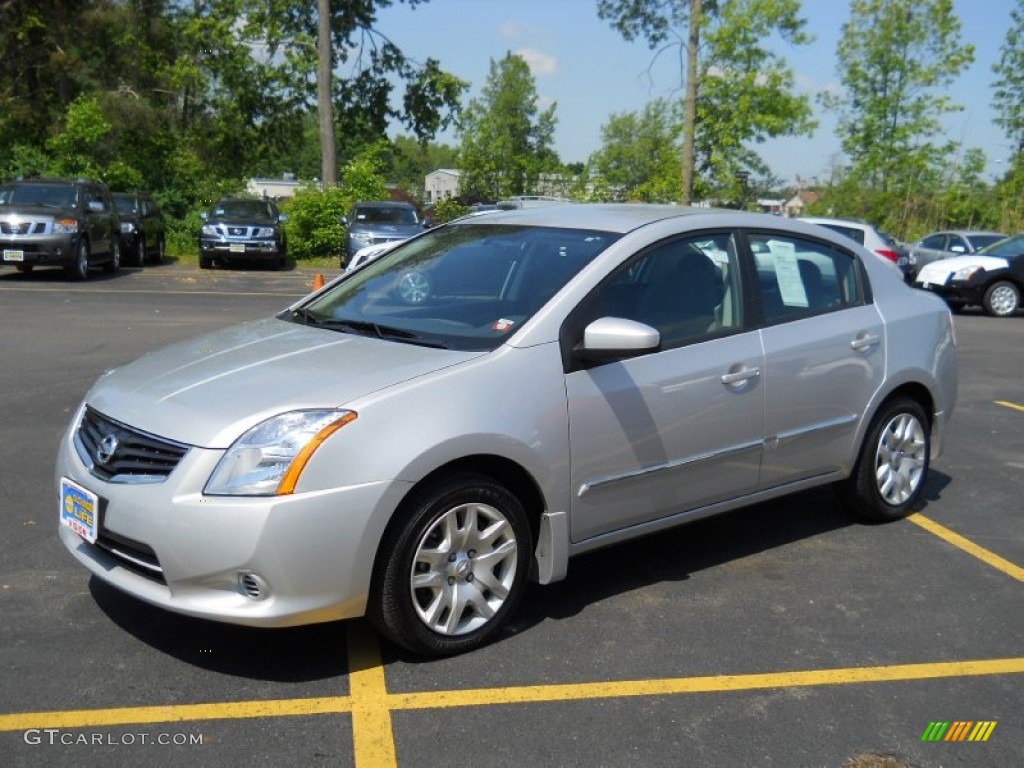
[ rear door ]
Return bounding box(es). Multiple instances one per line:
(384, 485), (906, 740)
(746, 231), (885, 489)
(564, 231), (765, 542)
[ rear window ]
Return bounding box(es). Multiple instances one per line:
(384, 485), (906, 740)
(816, 223), (866, 245)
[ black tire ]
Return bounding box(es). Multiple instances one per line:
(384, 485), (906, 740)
(103, 239), (120, 273)
(982, 280), (1020, 317)
(841, 397), (930, 522)
(65, 239), (90, 281)
(135, 236), (146, 267)
(15, 264), (33, 274)
(368, 472), (532, 656)
(154, 237), (165, 265)
(199, 256), (213, 269)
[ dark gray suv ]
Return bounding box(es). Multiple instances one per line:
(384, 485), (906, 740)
(0, 178), (121, 280)
(343, 201), (423, 267)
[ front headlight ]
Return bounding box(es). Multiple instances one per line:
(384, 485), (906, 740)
(350, 231), (373, 244)
(120, 222), (136, 234)
(200, 224), (219, 236)
(53, 218), (79, 234)
(255, 227), (276, 238)
(205, 410), (357, 496)
(952, 266), (982, 281)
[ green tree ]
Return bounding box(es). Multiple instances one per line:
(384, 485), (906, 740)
(588, 99), (681, 202)
(993, 0), (1024, 156)
(456, 52), (559, 201)
(597, 0), (815, 203)
(822, 0), (974, 194)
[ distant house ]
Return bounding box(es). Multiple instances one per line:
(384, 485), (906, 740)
(425, 169), (461, 202)
(756, 198), (785, 215)
(246, 175), (309, 199)
(783, 189), (820, 217)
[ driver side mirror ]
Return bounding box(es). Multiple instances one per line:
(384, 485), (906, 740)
(575, 317), (660, 362)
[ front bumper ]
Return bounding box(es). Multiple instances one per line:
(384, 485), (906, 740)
(56, 411), (409, 627)
(200, 237), (283, 261)
(915, 278), (980, 306)
(1, 233), (80, 268)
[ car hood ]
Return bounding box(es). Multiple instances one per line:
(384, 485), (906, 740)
(915, 254), (1009, 283)
(351, 223), (421, 237)
(85, 317), (484, 448)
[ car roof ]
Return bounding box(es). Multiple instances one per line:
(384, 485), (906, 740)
(927, 230), (1007, 237)
(354, 200), (415, 208)
(457, 203), (785, 235)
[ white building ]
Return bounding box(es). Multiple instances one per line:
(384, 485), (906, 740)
(246, 175), (310, 199)
(425, 169), (461, 202)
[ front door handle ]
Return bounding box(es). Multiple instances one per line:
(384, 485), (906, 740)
(721, 367), (761, 385)
(850, 333), (881, 352)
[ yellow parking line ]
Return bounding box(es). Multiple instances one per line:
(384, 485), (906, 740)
(908, 514), (1024, 582)
(995, 400), (1024, 413)
(0, 696), (351, 732)
(388, 657), (1024, 710)
(347, 622), (398, 768)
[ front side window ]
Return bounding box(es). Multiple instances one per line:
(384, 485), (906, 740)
(572, 232), (743, 350)
(749, 233), (860, 323)
(288, 223), (617, 351)
(921, 234), (947, 250)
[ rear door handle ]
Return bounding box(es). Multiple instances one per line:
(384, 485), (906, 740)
(721, 367), (761, 385)
(850, 333), (880, 351)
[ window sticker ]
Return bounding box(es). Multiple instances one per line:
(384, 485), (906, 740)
(491, 318), (516, 332)
(767, 240), (809, 307)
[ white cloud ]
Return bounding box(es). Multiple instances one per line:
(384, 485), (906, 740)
(514, 48), (558, 77)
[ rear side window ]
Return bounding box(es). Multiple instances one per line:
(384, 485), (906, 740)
(920, 234), (947, 249)
(749, 233), (861, 323)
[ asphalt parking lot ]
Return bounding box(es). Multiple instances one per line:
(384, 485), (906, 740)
(1, 263), (1021, 767)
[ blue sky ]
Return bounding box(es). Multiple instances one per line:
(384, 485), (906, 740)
(374, 0), (1019, 186)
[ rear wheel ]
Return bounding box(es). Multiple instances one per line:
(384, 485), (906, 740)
(982, 280), (1020, 317)
(842, 397), (930, 522)
(154, 237), (165, 265)
(135, 236), (146, 266)
(369, 473), (532, 656)
(65, 240), (90, 281)
(199, 255), (213, 269)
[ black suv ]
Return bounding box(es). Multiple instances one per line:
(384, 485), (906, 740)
(113, 192), (166, 266)
(0, 178), (121, 280)
(199, 197), (288, 269)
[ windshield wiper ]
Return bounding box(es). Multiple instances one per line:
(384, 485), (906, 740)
(317, 318), (450, 348)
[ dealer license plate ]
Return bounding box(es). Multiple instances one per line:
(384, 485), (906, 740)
(60, 477), (99, 543)
(229, 243), (246, 253)
(3, 249), (25, 262)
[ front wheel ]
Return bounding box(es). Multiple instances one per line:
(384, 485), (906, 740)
(842, 397), (930, 522)
(369, 473), (532, 656)
(65, 239), (90, 281)
(982, 280), (1020, 317)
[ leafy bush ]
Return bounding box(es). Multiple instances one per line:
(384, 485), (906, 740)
(433, 198), (469, 223)
(280, 186), (348, 262)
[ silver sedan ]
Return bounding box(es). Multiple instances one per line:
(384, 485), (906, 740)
(56, 205), (957, 656)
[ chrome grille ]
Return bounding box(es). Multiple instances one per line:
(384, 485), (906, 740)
(0, 220), (46, 235)
(75, 406), (190, 483)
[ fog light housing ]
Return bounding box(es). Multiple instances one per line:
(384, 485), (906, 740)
(238, 571), (269, 601)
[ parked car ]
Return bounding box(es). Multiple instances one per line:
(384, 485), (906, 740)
(799, 216), (905, 266)
(112, 192), (166, 266)
(900, 230), (1007, 281)
(199, 197), (288, 270)
(0, 177), (120, 280)
(914, 233), (1024, 316)
(57, 205), (957, 656)
(342, 201), (424, 267)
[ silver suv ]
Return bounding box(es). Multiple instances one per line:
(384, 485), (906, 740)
(342, 201), (423, 267)
(0, 178), (121, 280)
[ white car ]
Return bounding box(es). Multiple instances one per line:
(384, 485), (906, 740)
(799, 216), (904, 267)
(344, 240), (400, 273)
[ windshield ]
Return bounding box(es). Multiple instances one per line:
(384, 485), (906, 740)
(966, 234), (1005, 251)
(0, 184), (78, 209)
(283, 223), (618, 351)
(211, 200), (274, 218)
(354, 205), (419, 225)
(979, 235), (1024, 260)
(113, 197), (139, 214)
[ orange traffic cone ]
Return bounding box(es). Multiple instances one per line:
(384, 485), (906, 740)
(311, 273), (325, 291)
